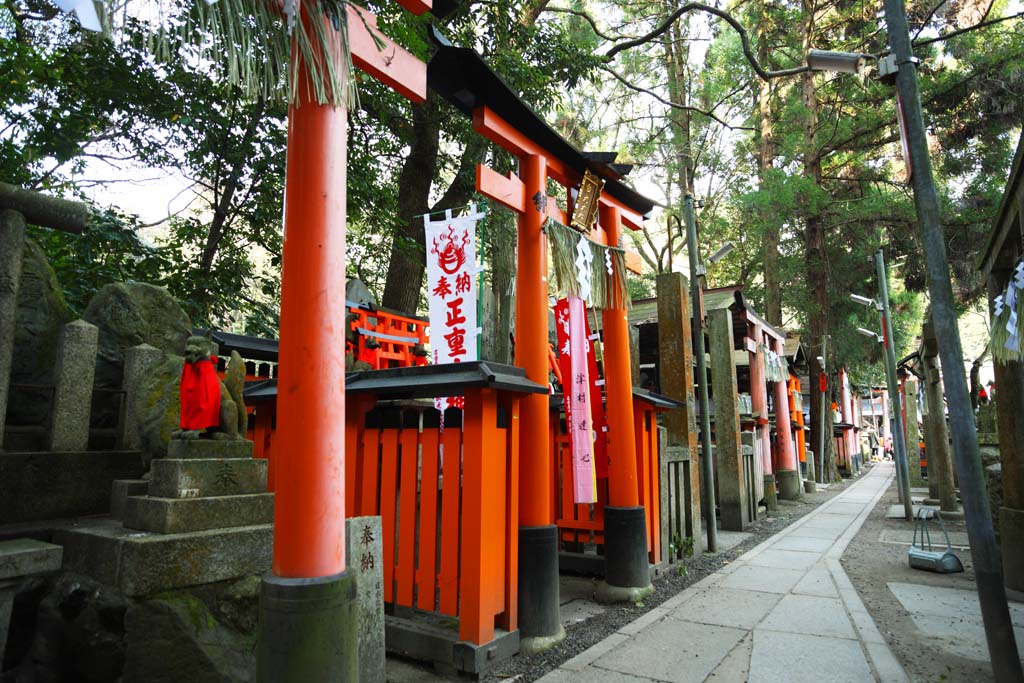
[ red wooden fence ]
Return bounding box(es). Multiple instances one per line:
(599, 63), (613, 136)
(551, 398), (663, 565)
(344, 388), (520, 645)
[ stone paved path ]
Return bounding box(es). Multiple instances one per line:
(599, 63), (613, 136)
(538, 462), (909, 683)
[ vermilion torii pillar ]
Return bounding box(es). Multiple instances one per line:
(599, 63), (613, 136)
(772, 337), (801, 499)
(474, 105), (652, 649)
(258, 3), (428, 680)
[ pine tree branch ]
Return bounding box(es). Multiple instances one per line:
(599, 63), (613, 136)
(603, 3), (808, 80)
(913, 10), (1024, 47)
(599, 65), (754, 131)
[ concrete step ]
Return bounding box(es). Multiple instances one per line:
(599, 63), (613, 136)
(167, 439), (254, 460)
(149, 458), (267, 498)
(123, 492), (274, 534)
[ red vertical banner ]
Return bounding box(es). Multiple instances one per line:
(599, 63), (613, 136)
(553, 298), (596, 503)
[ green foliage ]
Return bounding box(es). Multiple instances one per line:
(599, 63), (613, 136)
(26, 206), (169, 314)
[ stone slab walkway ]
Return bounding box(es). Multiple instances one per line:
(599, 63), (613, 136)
(538, 463), (909, 683)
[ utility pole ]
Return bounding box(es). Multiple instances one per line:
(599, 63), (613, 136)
(876, 250), (913, 519)
(879, 1), (1023, 677)
(683, 196), (718, 553)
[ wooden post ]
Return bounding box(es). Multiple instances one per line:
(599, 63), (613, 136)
(656, 272), (702, 554)
(709, 308), (748, 531)
(988, 268), (1024, 591)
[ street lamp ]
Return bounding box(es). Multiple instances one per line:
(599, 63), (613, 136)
(856, 327), (883, 343)
(707, 242), (735, 265)
(852, 252), (913, 520)
(810, 17), (1021, 677)
(673, 197), (721, 553)
(807, 49), (870, 74)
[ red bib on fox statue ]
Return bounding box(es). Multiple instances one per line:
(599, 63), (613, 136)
(180, 355), (221, 430)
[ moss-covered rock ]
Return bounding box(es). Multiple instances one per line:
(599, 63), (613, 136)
(8, 238), (74, 430)
(5, 573), (259, 682)
(84, 282), (192, 391)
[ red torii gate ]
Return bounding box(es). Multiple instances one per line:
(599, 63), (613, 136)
(258, 2), (431, 679)
(472, 104), (655, 647)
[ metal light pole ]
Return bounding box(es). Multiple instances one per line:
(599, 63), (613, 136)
(817, 339), (827, 483)
(873, 4), (1022, 676)
(683, 196), (718, 553)
(872, 251), (913, 519)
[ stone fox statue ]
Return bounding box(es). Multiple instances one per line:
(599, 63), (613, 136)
(172, 335), (247, 440)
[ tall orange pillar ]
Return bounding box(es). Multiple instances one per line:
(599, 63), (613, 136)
(258, 12), (357, 681)
(596, 203), (651, 602)
(514, 154), (564, 650)
(773, 338), (801, 499)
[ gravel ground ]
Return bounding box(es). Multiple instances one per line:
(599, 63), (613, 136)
(840, 480), (1001, 682)
(476, 474), (857, 683)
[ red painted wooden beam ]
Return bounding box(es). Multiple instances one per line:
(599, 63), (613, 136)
(394, 0), (432, 16)
(476, 164), (525, 213)
(472, 106), (645, 231)
(348, 4), (427, 103)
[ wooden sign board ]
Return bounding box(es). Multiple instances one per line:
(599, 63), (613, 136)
(569, 169), (605, 232)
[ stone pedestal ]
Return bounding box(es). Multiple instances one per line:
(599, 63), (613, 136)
(48, 319), (99, 451)
(709, 308), (748, 531)
(346, 516), (384, 683)
(0, 210), (26, 451)
(763, 474), (779, 512)
(776, 469), (801, 500)
(123, 439), (272, 534)
(59, 439), (273, 596)
(0, 539), (62, 657)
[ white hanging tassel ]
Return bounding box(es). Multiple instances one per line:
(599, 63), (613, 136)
(605, 248), (613, 275)
(575, 234), (594, 304)
(283, 0), (299, 34)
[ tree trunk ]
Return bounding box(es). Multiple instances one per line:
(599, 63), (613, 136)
(802, 0), (836, 482)
(757, 0), (781, 327)
(380, 96), (441, 314)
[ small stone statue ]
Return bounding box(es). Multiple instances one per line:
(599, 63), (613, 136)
(172, 334), (247, 440)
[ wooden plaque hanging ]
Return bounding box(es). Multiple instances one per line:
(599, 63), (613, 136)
(569, 169), (605, 232)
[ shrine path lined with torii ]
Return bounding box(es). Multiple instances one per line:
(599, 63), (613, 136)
(538, 463), (910, 683)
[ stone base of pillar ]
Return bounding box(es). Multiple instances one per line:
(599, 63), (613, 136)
(597, 506), (653, 604)
(763, 475), (779, 511)
(518, 525), (565, 653)
(258, 571), (358, 682)
(1001, 507), (1024, 593)
(776, 469), (802, 501)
